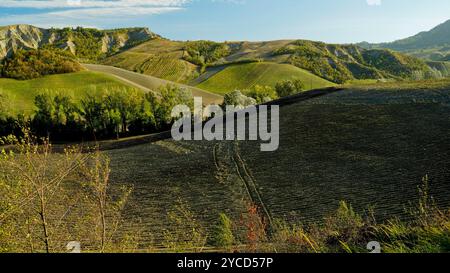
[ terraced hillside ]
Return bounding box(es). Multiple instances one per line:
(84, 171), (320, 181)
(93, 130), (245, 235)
(106, 80), (450, 245)
(196, 62), (335, 94)
(101, 39), (198, 83)
(0, 71), (137, 114)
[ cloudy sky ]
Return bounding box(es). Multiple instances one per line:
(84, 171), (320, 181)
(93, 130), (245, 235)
(0, 0), (449, 43)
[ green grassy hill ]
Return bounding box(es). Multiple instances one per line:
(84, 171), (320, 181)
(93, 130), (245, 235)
(0, 71), (137, 115)
(103, 79), (450, 245)
(84, 64), (223, 105)
(196, 62), (335, 94)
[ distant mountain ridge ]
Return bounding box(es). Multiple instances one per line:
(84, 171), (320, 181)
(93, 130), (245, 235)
(0, 24), (158, 61)
(360, 19), (450, 61)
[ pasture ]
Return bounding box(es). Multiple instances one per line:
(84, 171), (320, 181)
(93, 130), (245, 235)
(0, 71), (136, 115)
(84, 64), (223, 105)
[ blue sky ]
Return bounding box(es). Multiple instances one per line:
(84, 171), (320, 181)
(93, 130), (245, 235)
(0, 0), (449, 43)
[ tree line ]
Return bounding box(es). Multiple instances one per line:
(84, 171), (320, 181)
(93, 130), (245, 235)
(0, 85), (193, 141)
(223, 79), (306, 107)
(0, 79), (305, 142)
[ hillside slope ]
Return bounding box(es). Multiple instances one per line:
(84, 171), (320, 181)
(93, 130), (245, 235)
(83, 64), (223, 105)
(0, 24), (156, 61)
(0, 71), (137, 114)
(196, 62), (335, 94)
(103, 37), (435, 86)
(360, 19), (450, 61)
(105, 80), (450, 244)
(101, 39), (198, 83)
(270, 40), (433, 83)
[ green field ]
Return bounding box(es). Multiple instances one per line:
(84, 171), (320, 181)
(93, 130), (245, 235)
(103, 80), (450, 245)
(0, 71), (137, 115)
(196, 62), (335, 95)
(84, 64), (224, 105)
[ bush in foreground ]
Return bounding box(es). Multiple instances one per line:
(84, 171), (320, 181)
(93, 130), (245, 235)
(0, 130), (134, 253)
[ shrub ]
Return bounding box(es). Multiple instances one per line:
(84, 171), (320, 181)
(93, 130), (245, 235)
(210, 213), (235, 249)
(0, 130), (134, 253)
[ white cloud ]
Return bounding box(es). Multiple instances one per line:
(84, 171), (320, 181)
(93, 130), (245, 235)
(366, 0), (382, 6)
(0, 0), (191, 9)
(48, 6), (183, 18)
(0, 0), (192, 27)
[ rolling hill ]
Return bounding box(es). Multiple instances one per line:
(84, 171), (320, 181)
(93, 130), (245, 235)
(2, 24), (441, 91)
(102, 37), (437, 87)
(196, 62), (335, 94)
(0, 71), (138, 115)
(269, 40), (435, 83)
(102, 80), (450, 245)
(83, 64), (223, 105)
(0, 63), (223, 117)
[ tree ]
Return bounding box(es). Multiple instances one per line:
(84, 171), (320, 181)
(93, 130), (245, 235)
(222, 90), (256, 108)
(244, 85), (278, 104)
(104, 89), (143, 136)
(275, 79), (305, 98)
(1, 85), (194, 141)
(33, 94), (56, 137)
(147, 85), (194, 130)
(32, 94), (83, 140)
(129, 98), (156, 135)
(81, 94), (108, 139)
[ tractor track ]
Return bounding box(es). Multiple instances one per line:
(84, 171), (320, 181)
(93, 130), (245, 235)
(231, 142), (274, 231)
(213, 141), (273, 233)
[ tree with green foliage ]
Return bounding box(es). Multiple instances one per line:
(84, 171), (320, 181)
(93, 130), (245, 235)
(222, 90), (257, 108)
(275, 79), (305, 98)
(244, 85), (278, 104)
(104, 89), (142, 136)
(147, 85), (194, 129)
(32, 94), (83, 140)
(0, 85), (195, 141)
